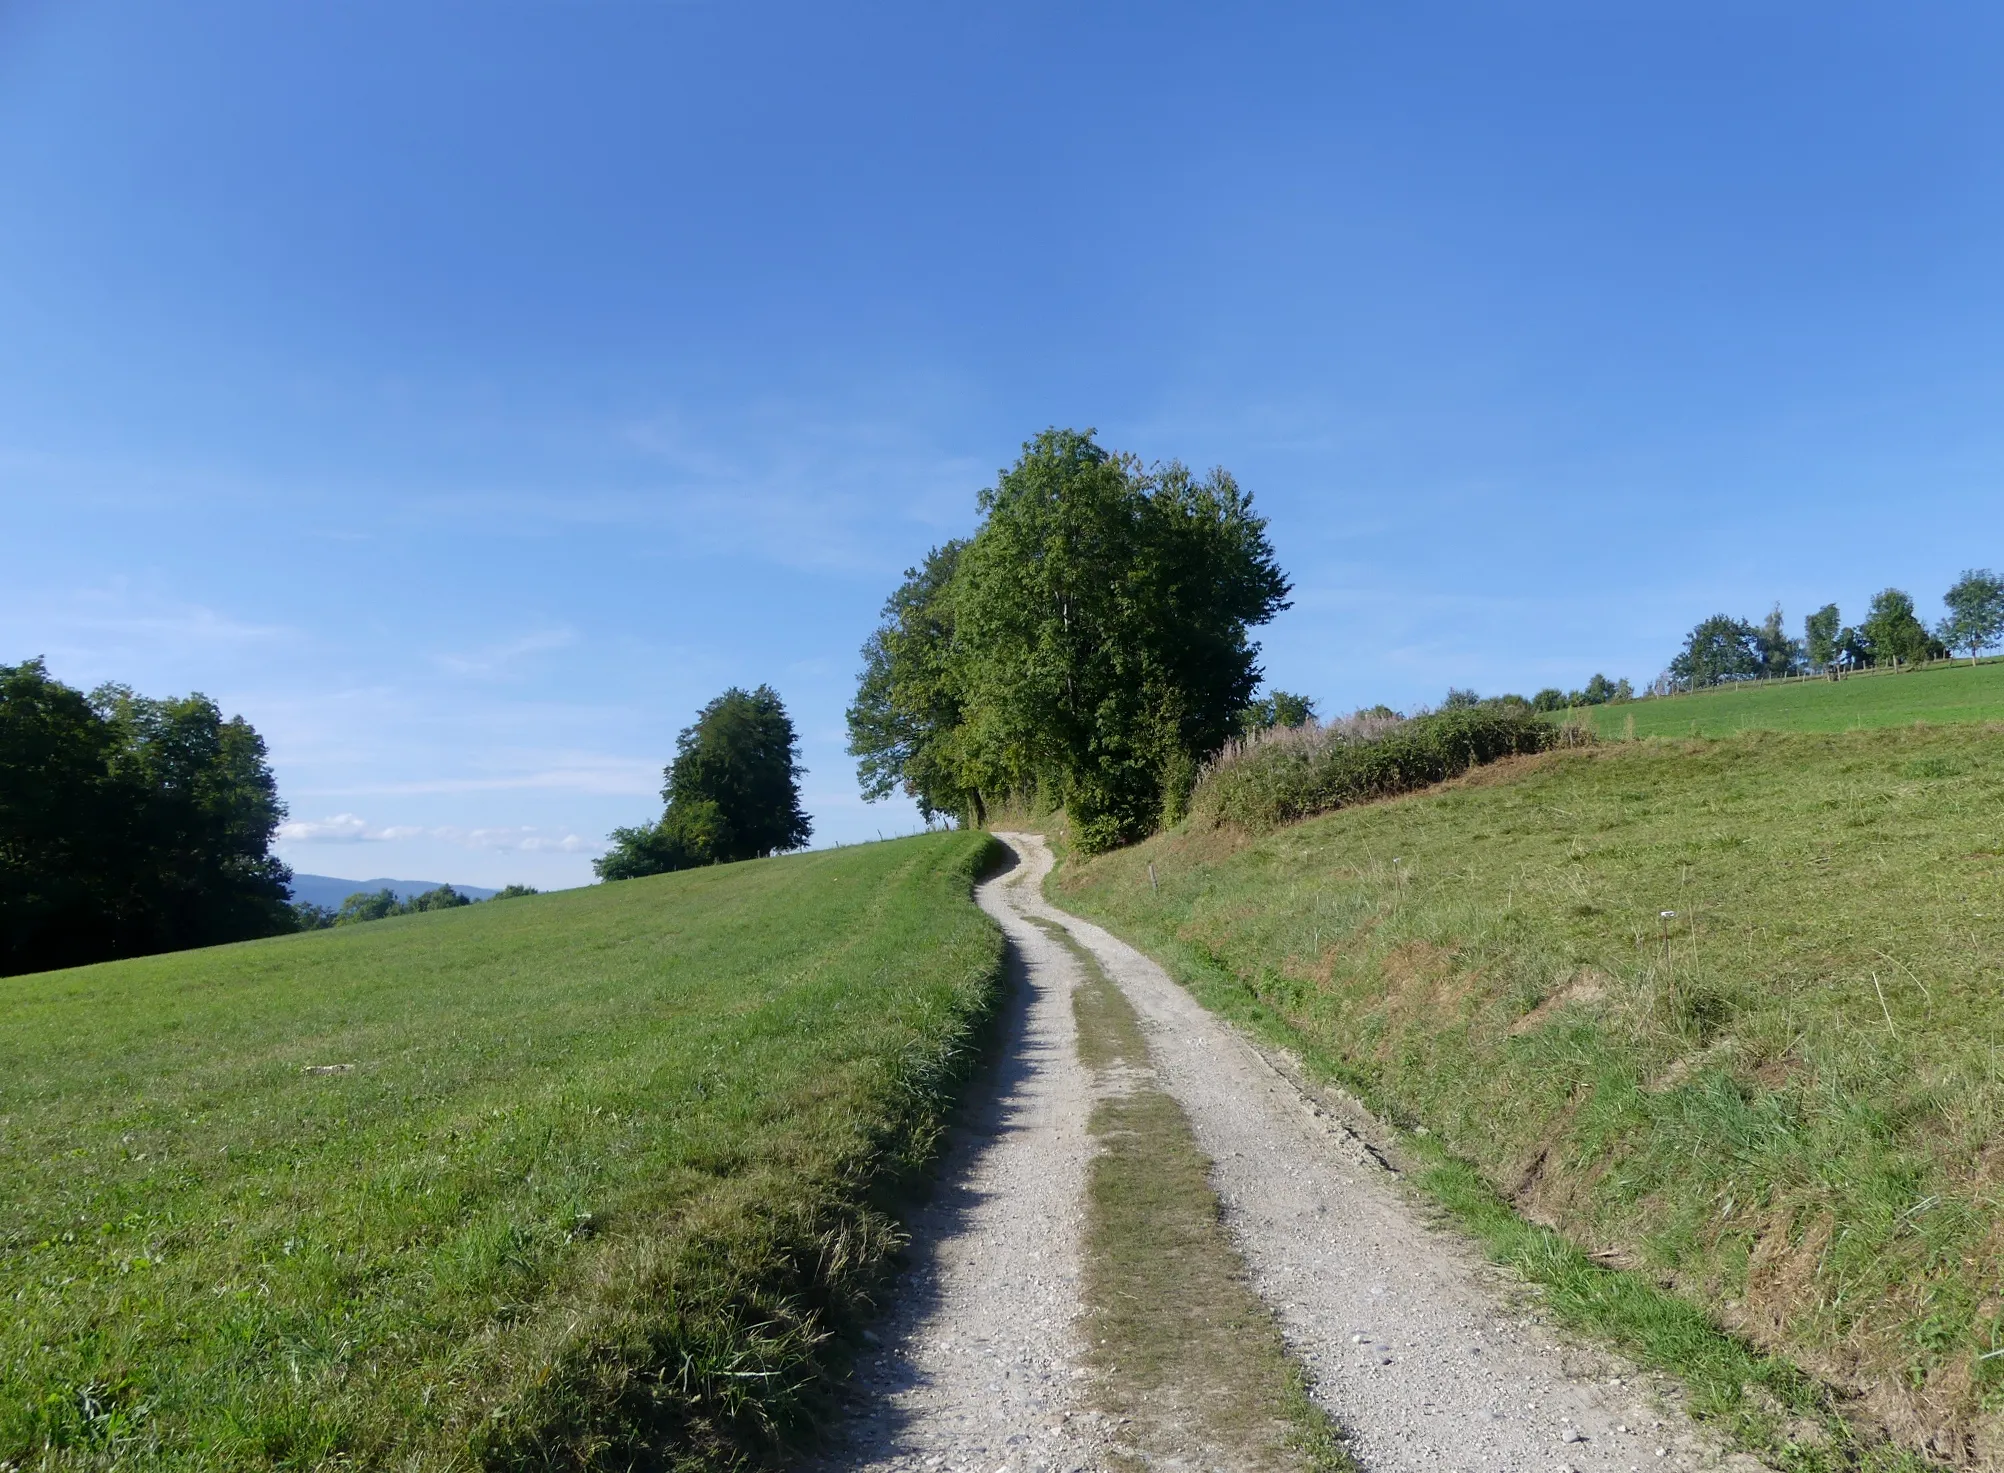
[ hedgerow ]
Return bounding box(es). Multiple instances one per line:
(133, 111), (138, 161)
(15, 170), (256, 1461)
(1187, 708), (1560, 832)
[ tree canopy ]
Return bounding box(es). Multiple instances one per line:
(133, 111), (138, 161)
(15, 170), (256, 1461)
(1860, 588), (1938, 669)
(1668, 615), (1765, 688)
(1529, 674), (1634, 712)
(1666, 608), (1806, 689)
(0, 658), (294, 975)
(596, 685), (811, 880)
(1938, 569), (2004, 664)
(1239, 689), (1317, 733)
(848, 430), (1289, 850)
(1804, 603), (1841, 671)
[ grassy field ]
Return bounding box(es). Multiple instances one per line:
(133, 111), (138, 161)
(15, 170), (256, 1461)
(0, 831), (1002, 1472)
(1054, 727), (2004, 1467)
(1581, 657), (2004, 739)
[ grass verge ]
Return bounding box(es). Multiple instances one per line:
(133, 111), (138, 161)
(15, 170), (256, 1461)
(1, 831), (1004, 1471)
(1036, 918), (1352, 1473)
(1051, 727), (2004, 1467)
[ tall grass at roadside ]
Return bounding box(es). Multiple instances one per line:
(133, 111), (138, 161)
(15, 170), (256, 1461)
(1054, 728), (2004, 1467)
(1189, 708), (1561, 832)
(0, 832), (1003, 1472)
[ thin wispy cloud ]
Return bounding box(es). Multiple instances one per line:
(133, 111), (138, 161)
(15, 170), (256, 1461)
(432, 627), (578, 678)
(0, 582), (298, 662)
(278, 813), (599, 854)
(293, 752), (661, 798)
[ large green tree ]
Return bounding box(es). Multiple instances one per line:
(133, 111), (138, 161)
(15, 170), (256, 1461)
(597, 685), (812, 880)
(849, 429), (1290, 851)
(96, 685), (294, 953)
(1668, 615), (1763, 688)
(0, 659), (293, 975)
(1938, 569), (2004, 664)
(1860, 588), (1936, 669)
(847, 541), (979, 822)
(1804, 603), (1841, 672)
(1753, 604), (1804, 678)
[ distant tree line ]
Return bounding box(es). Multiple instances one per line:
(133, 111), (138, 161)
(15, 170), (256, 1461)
(1663, 571), (2004, 692)
(1239, 689), (1317, 732)
(1, 657), (549, 972)
(595, 685), (812, 880)
(846, 428), (1292, 853)
(1529, 673), (1633, 712)
(290, 882), (539, 931)
(0, 658), (294, 976)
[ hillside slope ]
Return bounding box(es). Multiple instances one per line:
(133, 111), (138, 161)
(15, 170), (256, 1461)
(1583, 657), (2004, 739)
(1, 832), (1002, 1471)
(1055, 727), (2004, 1466)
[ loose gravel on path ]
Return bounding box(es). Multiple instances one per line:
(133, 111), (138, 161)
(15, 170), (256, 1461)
(1005, 833), (1767, 1473)
(805, 849), (1106, 1473)
(813, 833), (1769, 1473)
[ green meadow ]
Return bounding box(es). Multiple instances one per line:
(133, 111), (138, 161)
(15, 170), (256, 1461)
(1581, 657), (2004, 739)
(1056, 726), (2004, 1465)
(0, 832), (1001, 1471)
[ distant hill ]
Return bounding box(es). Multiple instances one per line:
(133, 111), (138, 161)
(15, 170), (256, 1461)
(288, 874), (501, 909)
(1578, 653), (2004, 739)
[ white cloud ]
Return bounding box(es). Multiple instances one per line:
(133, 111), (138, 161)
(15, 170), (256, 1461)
(277, 812), (383, 842)
(293, 753), (661, 798)
(278, 814), (599, 854)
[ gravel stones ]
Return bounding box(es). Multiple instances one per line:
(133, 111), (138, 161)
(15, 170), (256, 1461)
(804, 851), (1104, 1473)
(812, 834), (1767, 1473)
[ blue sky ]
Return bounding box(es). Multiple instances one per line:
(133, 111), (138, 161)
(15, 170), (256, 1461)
(3, 2), (2000, 889)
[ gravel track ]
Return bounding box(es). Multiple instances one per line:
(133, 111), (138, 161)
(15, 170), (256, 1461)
(1003, 833), (1766, 1473)
(805, 848), (1105, 1473)
(812, 832), (1765, 1473)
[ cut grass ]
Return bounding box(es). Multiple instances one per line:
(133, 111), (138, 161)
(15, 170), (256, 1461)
(1041, 918), (1351, 1473)
(0, 831), (1004, 1471)
(1052, 727), (2004, 1468)
(1579, 657), (2004, 739)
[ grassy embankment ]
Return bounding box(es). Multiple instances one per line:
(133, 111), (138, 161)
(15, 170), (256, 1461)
(1581, 656), (2004, 740)
(1055, 709), (2004, 1469)
(1, 832), (1003, 1471)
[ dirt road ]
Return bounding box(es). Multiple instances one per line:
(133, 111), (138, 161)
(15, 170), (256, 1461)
(811, 833), (1762, 1473)
(805, 844), (1105, 1473)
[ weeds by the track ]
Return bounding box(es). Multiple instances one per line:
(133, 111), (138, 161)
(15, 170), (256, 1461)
(1189, 707), (1557, 833)
(1054, 726), (2004, 1466)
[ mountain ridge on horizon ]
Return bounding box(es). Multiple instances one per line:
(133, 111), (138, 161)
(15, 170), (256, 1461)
(288, 874), (503, 909)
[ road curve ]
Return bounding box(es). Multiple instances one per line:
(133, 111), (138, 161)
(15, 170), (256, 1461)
(812, 832), (1763, 1473)
(1005, 831), (1764, 1473)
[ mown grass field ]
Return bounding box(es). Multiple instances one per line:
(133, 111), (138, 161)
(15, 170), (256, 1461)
(1055, 727), (2004, 1467)
(1582, 657), (2004, 739)
(0, 831), (1002, 1471)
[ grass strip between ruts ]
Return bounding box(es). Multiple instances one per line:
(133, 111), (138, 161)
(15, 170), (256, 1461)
(1031, 917), (1354, 1473)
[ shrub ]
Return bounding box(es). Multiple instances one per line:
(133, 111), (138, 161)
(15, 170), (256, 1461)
(1187, 708), (1557, 832)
